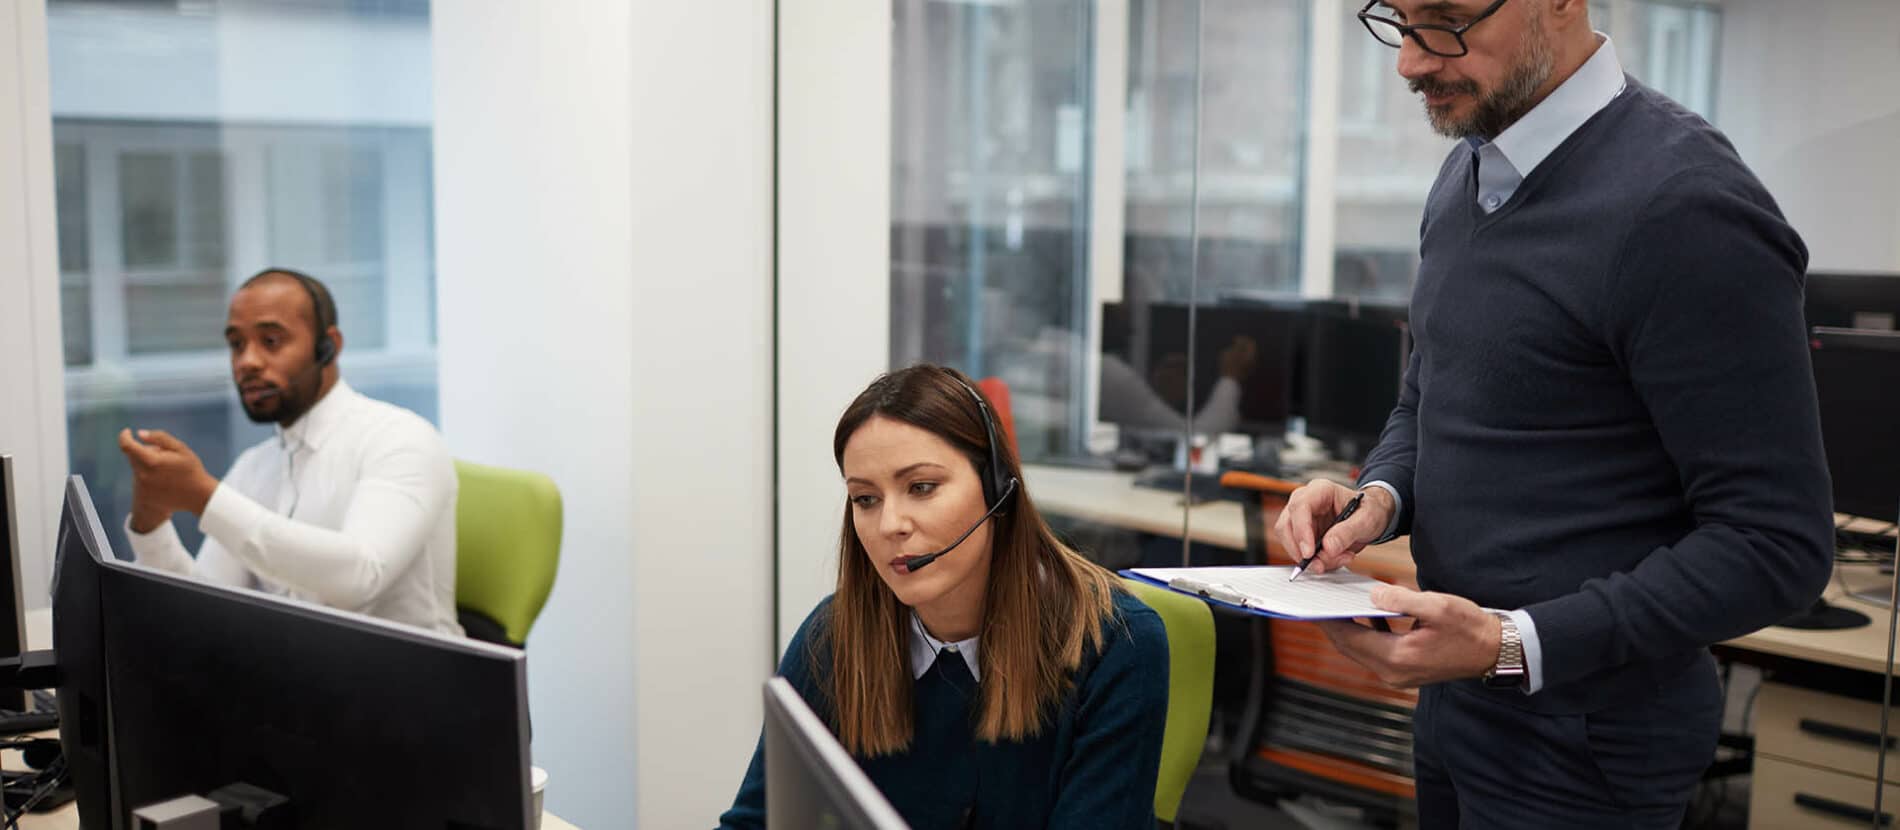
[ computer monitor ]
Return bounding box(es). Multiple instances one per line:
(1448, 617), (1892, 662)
(1810, 327), (1900, 522)
(1806, 271), (1900, 332)
(1301, 311), (1411, 464)
(0, 457), (28, 712)
(52, 475), (128, 828)
(51, 476), (534, 829)
(764, 676), (909, 830)
(1099, 301), (1300, 436)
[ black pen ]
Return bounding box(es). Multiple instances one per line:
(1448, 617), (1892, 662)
(1289, 491), (1365, 582)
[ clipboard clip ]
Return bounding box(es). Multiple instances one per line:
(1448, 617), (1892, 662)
(1167, 577), (1253, 610)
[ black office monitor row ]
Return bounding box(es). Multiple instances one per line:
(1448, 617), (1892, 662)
(50, 476), (535, 830)
(1806, 271), (1900, 333)
(0, 456), (29, 713)
(1099, 299), (1410, 461)
(1811, 327), (1900, 524)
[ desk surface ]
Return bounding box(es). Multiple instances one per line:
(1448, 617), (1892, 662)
(1026, 463), (1251, 550)
(1721, 563), (1899, 675)
(11, 609), (579, 830)
(1024, 463), (1416, 575)
(1027, 463), (1899, 677)
(12, 803), (579, 830)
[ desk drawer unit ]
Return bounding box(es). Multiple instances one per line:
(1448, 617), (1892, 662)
(1749, 756), (1900, 829)
(1756, 681), (1900, 784)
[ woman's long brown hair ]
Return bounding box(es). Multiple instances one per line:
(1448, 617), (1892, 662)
(823, 364), (1121, 757)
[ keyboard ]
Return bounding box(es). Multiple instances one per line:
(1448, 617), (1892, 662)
(0, 691), (58, 737)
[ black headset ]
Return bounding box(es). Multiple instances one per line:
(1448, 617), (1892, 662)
(895, 378), (1025, 573)
(258, 267), (339, 366)
(954, 378), (1019, 513)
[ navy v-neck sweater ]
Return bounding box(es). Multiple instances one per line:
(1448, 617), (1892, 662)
(717, 591), (1169, 830)
(1358, 79), (1834, 713)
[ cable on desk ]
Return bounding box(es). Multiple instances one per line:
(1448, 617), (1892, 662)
(2, 757), (67, 830)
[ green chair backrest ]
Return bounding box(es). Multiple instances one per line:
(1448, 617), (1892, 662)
(1122, 577), (1216, 825)
(454, 459), (563, 646)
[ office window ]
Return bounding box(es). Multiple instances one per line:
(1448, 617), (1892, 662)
(117, 145), (232, 355)
(266, 137), (401, 351)
(55, 142), (91, 366)
(890, 0), (1094, 461)
(1126, 0), (1307, 305)
(1619, 1), (1720, 118)
(1334, 6), (1457, 303)
(48, 0), (436, 557)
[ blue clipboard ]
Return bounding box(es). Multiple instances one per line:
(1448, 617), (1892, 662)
(1118, 568), (1403, 623)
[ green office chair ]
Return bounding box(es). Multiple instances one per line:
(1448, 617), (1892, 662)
(1122, 577), (1217, 827)
(454, 459), (563, 647)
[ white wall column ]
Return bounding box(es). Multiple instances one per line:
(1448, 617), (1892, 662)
(1298, 0), (1343, 299)
(0, 0), (69, 609)
(775, 1), (893, 651)
(1085, 0), (1130, 439)
(434, 3), (775, 827)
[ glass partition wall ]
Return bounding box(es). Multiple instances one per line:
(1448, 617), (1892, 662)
(874, 0), (1900, 822)
(47, 0), (439, 558)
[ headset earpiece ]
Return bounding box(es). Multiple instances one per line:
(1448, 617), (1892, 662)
(956, 379), (1015, 513)
(280, 269), (338, 367)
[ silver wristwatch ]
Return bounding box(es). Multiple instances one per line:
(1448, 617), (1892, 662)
(1482, 611), (1527, 690)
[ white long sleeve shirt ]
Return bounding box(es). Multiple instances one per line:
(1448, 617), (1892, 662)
(1097, 355), (1245, 437)
(127, 380), (463, 636)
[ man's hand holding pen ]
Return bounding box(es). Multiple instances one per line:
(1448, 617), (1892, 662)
(1277, 479), (1502, 688)
(1275, 479), (1394, 577)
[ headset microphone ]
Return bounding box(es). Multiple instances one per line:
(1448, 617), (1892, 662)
(901, 478), (1018, 572)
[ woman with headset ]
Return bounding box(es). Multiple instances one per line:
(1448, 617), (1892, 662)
(717, 364), (1170, 829)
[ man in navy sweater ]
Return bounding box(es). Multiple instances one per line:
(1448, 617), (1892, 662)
(1277, 0), (1833, 826)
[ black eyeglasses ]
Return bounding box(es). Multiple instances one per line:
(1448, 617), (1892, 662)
(1358, 0), (1512, 59)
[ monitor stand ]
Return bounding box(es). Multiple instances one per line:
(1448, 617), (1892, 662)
(1776, 598), (1872, 630)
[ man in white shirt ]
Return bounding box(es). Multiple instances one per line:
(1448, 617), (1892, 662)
(116, 268), (463, 636)
(1098, 336), (1254, 437)
(1098, 299), (1257, 436)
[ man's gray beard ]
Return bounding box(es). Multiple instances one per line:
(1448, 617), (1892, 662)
(1426, 26), (1557, 140)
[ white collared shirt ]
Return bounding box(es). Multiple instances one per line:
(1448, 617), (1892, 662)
(126, 380), (463, 636)
(909, 612), (982, 681)
(1470, 34), (1628, 213)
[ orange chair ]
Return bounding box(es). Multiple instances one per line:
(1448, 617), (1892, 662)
(975, 376), (1019, 456)
(1218, 470), (1419, 823)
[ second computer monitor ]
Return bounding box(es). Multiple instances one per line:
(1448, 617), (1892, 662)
(52, 475), (534, 829)
(0, 457), (28, 712)
(1806, 271), (1900, 332)
(764, 676), (910, 830)
(1102, 301), (1301, 434)
(1302, 310), (1410, 463)
(1811, 327), (1900, 522)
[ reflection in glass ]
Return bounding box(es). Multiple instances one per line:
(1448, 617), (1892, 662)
(890, 0), (1092, 462)
(118, 151), (182, 270)
(1335, 2), (1456, 303)
(48, 0), (437, 556)
(55, 142), (91, 366)
(1126, 0), (1306, 306)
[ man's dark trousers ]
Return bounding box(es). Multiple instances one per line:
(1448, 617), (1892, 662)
(1412, 654), (1723, 829)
